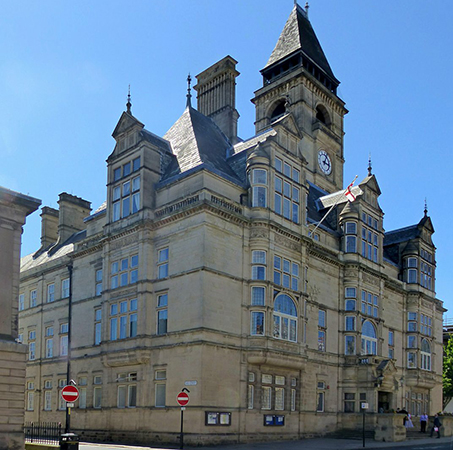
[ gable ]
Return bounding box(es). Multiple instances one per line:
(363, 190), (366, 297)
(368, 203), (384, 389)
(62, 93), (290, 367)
(112, 112), (145, 139)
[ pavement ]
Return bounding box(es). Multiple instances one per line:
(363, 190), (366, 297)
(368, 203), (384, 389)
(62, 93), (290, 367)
(79, 435), (453, 450)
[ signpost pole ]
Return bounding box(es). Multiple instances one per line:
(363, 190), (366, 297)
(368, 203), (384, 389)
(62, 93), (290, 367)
(362, 409), (365, 448)
(180, 407), (184, 449)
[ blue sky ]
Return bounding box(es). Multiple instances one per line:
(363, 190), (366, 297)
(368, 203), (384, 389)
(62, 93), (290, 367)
(1, 1), (452, 314)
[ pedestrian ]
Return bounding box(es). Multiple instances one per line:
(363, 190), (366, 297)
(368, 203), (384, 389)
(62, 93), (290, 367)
(420, 412), (428, 433)
(430, 413), (441, 438)
(405, 413), (414, 428)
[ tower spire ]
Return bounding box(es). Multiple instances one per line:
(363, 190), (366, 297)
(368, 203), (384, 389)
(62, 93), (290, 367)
(126, 85), (132, 114)
(186, 74), (192, 108)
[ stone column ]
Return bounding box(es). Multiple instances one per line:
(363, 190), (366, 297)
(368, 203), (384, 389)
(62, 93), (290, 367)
(0, 187), (40, 450)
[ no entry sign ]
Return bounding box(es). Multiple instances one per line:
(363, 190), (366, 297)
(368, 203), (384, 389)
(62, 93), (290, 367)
(61, 385), (79, 403)
(176, 391), (189, 406)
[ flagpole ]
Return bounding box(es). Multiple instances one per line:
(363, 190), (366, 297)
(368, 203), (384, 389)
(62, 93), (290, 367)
(309, 175), (358, 239)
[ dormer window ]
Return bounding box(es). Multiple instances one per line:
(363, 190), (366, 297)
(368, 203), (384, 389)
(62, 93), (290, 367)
(111, 157), (141, 222)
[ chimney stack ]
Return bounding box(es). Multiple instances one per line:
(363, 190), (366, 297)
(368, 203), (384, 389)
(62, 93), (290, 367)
(194, 56), (240, 144)
(40, 207), (59, 248)
(57, 193), (91, 243)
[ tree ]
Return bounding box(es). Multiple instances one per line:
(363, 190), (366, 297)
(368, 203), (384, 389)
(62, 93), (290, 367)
(443, 337), (453, 409)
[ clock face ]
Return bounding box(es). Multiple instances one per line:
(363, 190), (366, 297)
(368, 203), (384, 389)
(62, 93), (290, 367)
(318, 150), (332, 175)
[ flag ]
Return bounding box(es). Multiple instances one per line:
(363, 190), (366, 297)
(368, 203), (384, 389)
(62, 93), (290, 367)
(344, 183), (356, 202)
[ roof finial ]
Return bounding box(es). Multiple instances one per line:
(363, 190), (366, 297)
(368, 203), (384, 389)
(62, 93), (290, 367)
(305, 2), (309, 16)
(424, 198), (428, 216)
(126, 85), (132, 114)
(186, 73), (192, 108)
(368, 153), (372, 176)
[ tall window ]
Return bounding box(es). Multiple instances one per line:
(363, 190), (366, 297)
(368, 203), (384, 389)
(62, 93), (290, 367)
(273, 294), (297, 342)
(95, 269), (103, 296)
(93, 375), (102, 408)
(388, 330), (394, 359)
(344, 222), (357, 253)
(273, 256), (299, 291)
(58, 379), (67, 410)
(28, 330), (36, 361)
(112, 157), (141, 222)
(155, 370), (166, 407)
(94, 309), (102, 345)
(317, 382), (326, 412)
(110, 299), (138, 340)
(78, 377), (87, 409)
(420, 314), (432, 336)
(406, 257), (418, 284)
(251, 311), (265, 336)
(420, 339), (431, 371)
(251, 169), (267, 207)
(407, 312), (417, 332)
(60, 323), (68, 356)
(110, 255), (139, 289)
(345, 335), (355, 355)
(361, 320), (377, 355)
(45, 326), (53, 358)
(18, 294), (25, 311)
(361, 213), (379, 262)
(252, 250), (266, 280)
(361, 290), (378, 317)
(344, 393), (355, 413)
(248, 373), (255, 409)
(62, 278), (70, 298)
(117, 372), (137, 408)
(157, 248), (169, 279)
(47, 284), (55, 303)
(274, 158), (300, 223)
(318, 310), (326, 351)
(345, 287), (357, 311)
(30, 289), (37, 307)
(157, 293), (168, 335)
(44, 390), (52, 411)
(251, 286), (265, 306)
(27, 382), (35, 411)
(420, 249), (434, 290)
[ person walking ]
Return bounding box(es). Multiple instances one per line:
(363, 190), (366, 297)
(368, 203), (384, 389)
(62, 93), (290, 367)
(430, 413), (442, 438)
(420, 413), (428, 433)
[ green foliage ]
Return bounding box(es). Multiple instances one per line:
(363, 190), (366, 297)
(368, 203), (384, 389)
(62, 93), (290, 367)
(443, 337), (453, 409)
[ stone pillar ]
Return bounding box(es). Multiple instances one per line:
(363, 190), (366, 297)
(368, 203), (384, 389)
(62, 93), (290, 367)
(0, 187), (40, 450)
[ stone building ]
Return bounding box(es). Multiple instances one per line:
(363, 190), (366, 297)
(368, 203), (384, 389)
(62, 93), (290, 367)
(18, 3), (443, 445)
(0, 187), (40, 450)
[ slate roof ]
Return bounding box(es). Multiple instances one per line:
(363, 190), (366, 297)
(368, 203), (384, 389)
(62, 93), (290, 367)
(264, 4), (337, 82)
(21, 230), (86, 271)
(306, 182), (338, 233)
(384, 225), (420, 247)
(162, 105), (240, 184)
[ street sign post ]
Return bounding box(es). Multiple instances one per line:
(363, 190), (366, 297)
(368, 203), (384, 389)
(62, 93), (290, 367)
(61, 385), (79, 402)
(176, 391), (189, 406)
(177, 390), (190, 449)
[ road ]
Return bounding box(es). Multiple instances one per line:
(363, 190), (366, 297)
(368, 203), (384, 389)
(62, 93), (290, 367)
(78, 437), (453, 450)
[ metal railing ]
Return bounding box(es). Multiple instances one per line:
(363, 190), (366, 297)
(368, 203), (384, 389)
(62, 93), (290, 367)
(24, 421), (62, 445)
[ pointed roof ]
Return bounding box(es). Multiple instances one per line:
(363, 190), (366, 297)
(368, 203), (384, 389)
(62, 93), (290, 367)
(162, 105), (240, 182)
(112, 111), (144, 139)
(264, 4), (337, 83)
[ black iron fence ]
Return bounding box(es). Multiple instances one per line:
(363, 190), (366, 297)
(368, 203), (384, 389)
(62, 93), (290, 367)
(24, 421), (62, 445)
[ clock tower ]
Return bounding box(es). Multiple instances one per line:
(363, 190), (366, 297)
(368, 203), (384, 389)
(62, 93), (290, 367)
(252, 2), (348, 193)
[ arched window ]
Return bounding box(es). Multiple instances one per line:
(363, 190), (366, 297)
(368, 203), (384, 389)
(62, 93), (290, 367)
(315, 105), (331, 126)
(270, 101), (286, 121)
(361, 320), (377, 355)
(421, 339), (431, 371)
(273, 294), (297, 342)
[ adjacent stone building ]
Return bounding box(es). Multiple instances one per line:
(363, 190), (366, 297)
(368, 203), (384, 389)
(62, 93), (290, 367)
(18, 4), (443, 445)
(0, 187), (40, 450)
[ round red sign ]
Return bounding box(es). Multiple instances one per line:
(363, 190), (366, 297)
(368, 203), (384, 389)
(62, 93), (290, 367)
(61, 385), (79, 402)
(176, 391), (189, 406)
